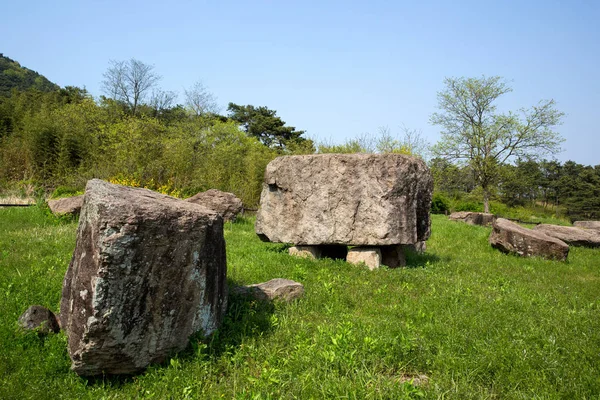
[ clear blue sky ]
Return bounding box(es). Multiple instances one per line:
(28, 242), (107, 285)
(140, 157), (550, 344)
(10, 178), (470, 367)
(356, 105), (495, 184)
(3, 0), (599, 165)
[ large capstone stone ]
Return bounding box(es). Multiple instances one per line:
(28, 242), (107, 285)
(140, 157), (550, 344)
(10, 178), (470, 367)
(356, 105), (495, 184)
(489, 218), (569, 261)
(60, 179), (227, 376)
(255, 154), (433, 246)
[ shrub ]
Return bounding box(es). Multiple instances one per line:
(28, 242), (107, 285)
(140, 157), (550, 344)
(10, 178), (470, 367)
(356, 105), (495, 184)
(431, 193), (450, 214)
(453, 201), (482, 212)
(51, 185), (82, 199)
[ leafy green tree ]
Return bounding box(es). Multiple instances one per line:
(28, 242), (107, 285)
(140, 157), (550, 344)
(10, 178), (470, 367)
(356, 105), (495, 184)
(431, 76), (564, 212)
(227, 103), (310, 151)
(429, 157), (476, 198)
(538, 159), (562, 208)
(499, 159), (543, 207)
(564, 165), (600, 221)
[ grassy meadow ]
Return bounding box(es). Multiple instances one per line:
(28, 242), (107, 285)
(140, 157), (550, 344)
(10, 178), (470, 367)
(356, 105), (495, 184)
(1, 207), (599, 399)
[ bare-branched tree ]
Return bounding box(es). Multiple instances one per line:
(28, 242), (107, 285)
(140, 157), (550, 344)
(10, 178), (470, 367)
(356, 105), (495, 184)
(184, 81), (219, 116)
(101, 59), (161, 115)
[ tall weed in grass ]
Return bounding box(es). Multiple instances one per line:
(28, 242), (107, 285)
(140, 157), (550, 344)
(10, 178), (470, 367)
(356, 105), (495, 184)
(1, 209), (599, 398)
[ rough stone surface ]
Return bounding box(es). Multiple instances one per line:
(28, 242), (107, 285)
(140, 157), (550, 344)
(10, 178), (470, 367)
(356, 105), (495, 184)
(47, 195), (84, 216)
(186, 189), (243, 222)
(60, 179), (227, 376)
(489, 218), (569, 261)
(449, 212), (495, 226)
(347, 247), (382, 270)
(256, 154), (433, 246)
(381, 245), (406, 268)
(533, 224), (600, 248)
(18, 305), (60, 334)
(573, 221), (600, 231)
(233, 278), (304, 302)
(403, 241), (426, 254)
(288, 246), (321, 259)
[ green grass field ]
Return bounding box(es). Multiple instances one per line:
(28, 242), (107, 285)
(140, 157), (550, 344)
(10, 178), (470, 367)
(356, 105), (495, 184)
(1, 207), (599, 399)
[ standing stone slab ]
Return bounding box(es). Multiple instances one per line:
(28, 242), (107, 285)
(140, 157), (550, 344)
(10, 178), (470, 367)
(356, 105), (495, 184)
(489, 218), (569, 261)
(60, 179), (227, 376)
(256, 154), (433, 246)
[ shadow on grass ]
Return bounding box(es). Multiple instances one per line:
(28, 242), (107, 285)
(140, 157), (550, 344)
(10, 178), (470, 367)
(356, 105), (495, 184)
(80, 278), (277, 387)
(265, 243), (292, 253)
(404, 250), (443, 268)
(199, 278), (276, 359)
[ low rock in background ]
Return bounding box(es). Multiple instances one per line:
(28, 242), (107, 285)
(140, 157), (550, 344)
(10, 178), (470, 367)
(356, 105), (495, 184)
(489, 218), (569, 261)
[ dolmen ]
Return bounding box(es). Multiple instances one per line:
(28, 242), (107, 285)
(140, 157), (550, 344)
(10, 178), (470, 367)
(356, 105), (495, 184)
(489, 218), (569, 261)
(255, 154), (433, 269)
(60, 179), (228, 376)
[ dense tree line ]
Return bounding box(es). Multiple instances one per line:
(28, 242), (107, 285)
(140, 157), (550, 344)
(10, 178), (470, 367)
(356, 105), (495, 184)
(431, 158), (600, 221)
(0, 58), (313, 207)
(0, 57), (597, 220)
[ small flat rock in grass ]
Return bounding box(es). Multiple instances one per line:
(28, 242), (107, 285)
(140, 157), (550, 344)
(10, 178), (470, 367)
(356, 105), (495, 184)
(234, 279), (304, 302)
(573, 221), (600, 231)
(47, 195), (84, 216)
(18, 305), (60, 334)
(186, 189), (243, 222)
(60, 179), (228, 376)
(489, 218), (569, 261)
(448, 211), (495, 226)
(533, 224), (600, 248)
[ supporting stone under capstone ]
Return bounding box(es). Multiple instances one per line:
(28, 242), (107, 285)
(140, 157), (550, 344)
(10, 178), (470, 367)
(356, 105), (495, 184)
(288, 244), (407, 270)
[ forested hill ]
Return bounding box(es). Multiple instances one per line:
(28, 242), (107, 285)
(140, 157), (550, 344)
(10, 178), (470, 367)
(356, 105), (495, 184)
(0, 54), (59, 96)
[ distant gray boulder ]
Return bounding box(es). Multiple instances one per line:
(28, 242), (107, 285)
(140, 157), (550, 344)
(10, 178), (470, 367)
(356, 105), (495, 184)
(489, 218), (569, 261)
(573, 221), (600, 231)
(47, 195), (83, 216)
(186, 189), (243, 222)
(533, 224), (600, 248)
(448, 211), (495, 226)
(60, 179), (228, 376)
